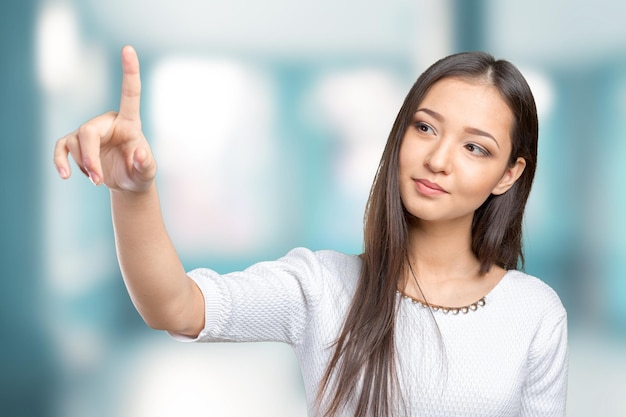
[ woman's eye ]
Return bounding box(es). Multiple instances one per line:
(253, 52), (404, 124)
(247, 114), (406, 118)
(415, 122), (435, 134)
(465, 143), (489, 157)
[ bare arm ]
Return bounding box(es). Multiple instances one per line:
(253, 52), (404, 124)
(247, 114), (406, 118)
(110, 184), (205, 337)
(53, 46), (204, 337)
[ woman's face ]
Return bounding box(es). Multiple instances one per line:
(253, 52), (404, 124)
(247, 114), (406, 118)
(398, 77), (526, 226)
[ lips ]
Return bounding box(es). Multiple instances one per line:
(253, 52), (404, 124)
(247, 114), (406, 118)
(414, 178), (448, 196)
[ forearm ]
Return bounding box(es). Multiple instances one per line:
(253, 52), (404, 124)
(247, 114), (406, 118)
(110, 182), (204, 336)
(55, 46), (204, 337)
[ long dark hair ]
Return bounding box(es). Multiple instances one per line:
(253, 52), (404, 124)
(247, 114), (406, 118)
(317, 51), (539, 416)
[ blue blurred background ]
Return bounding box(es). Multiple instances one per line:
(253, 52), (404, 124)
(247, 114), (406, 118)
(1, 0), (625, 415)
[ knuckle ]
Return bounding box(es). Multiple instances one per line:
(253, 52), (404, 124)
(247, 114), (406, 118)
(53, 137), (66, 153)
(77, 123), (96, 137)
(82, 155), (93, 169)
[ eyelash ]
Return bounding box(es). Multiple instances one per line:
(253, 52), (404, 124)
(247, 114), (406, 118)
(465, 143), (490, 157)
(414, 121), (435, 134)
(414, 121), (491, 157)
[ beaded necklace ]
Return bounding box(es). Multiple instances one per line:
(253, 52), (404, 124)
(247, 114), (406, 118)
(402, 261), (487, 314)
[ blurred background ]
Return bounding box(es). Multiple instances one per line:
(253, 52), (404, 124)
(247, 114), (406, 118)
(1, 0), (625, 415)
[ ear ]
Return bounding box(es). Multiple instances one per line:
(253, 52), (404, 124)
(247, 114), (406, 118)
(492, 157), (526, 195)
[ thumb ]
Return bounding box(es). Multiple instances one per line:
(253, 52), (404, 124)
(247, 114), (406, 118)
(132, 147), (157, 180)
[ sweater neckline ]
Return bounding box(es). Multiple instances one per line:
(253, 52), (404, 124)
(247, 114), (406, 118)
(396, 270), (513, 314)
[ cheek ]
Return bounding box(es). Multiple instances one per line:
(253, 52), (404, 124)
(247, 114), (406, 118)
(457, 167), (504, 201)
(398, 140), (422, 173)
(397, 149), (410, 179)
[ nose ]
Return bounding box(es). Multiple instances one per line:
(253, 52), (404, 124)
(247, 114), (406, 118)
(424, 138), (453, 174)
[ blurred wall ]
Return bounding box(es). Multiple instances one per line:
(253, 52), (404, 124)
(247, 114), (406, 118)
(0, 1), (58, 415)
(1, 0), (625, 416)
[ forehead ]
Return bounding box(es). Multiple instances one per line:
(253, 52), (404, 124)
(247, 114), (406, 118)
(417, 77), (514, 138)
(419, 77), (508, 109)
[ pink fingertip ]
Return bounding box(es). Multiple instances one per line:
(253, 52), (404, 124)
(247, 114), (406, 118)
(58, 167), (68, 179)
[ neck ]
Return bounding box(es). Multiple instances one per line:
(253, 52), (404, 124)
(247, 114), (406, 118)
(406, 216), (480, 283)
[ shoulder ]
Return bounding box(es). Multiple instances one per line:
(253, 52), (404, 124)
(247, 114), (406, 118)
(502, 273), (568, 388)
(314, 248), (362, 271)
(276, 247), (361, 273)
(269, 247), (362, 281)
(488, 271), (568, 360)
(279, 247), (362, 295)
(277, 247), (361, 271)
(497, 270), (566, 321)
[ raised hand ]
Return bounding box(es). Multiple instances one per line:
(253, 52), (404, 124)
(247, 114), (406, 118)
(54, 45), (156, 193)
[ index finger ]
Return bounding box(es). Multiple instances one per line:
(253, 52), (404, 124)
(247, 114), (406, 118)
(118, 45), (142, 121)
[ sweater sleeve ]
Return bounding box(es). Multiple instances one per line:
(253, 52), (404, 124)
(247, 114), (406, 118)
(519, 300), (568, 417)
(169, 247), (327, 346)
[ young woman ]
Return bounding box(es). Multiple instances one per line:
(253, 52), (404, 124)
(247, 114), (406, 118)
(54, 47), (568, 416)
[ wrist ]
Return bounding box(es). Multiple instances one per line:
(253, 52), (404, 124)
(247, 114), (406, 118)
(110, 181), (159, 205)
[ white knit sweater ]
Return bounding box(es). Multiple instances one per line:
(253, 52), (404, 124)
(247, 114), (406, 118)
(172, 247), (568, 416)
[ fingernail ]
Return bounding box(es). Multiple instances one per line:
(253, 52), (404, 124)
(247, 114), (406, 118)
(58, 167), (68, 178)
(88, 171), (100, 186)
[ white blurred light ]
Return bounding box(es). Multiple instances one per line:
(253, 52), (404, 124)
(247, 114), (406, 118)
(118, 342), (307, 417)
(513, 69), (555, 238)
(410, 0), (454, 71)
(36, 2), (81, 93)
(310, 69), (407, 196)
(150, 57), (279, 255)
(304, 69), (407, 243)
(520, 68), (555, 119)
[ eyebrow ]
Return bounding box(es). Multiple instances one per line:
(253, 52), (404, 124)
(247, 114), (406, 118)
(415, 108), (500, 149)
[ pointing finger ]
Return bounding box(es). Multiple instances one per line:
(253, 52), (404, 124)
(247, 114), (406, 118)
(118, 45), (142, 122)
